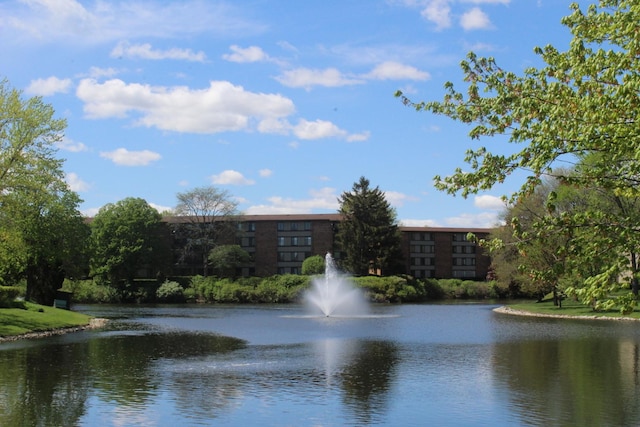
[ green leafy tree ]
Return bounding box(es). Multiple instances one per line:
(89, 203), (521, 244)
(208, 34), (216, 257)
(90, 198), (169, 294)
(488, 176), (593, 304)
(173, 186), (239, 276)
(0, 79), (66, 196)
(0, 79), (88, 304)
(397, 1), (640, 312)
(208, 245), (251, 279)
(22, 190), (89, 304)
(337, 177), (402, 276)
(302, 254), (325, 275)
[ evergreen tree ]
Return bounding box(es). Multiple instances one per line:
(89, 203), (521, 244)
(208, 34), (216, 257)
(337, 177), (402, 275)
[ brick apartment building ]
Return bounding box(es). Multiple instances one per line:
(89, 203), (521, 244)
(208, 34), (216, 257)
(167, 213), (493, 280)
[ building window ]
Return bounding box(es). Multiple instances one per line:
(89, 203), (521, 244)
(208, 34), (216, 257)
(453, 233), (468, 242)
(278, 237), (286, 246)
(453, 257), (476, 266)
(291, 237), (299, 246)
(304, 236), (312, 246)
(241, 237), (255, 247)
(304, 221), (312, 231)
(291, 222), (298, 231)
(278, 222), (285, 231)
(292, 252), (300, 261)
(240, 222), (255, 232)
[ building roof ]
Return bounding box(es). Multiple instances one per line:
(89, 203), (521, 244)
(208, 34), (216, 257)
(398, 226), (494, 233)
(160, 213), (495, 232)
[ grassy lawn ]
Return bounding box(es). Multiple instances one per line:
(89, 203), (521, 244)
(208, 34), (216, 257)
(0, 302), (92, 337)
(506, 298), (640, 320)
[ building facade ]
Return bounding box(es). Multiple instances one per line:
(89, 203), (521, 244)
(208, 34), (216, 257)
(166, 213), (493, 280)
(400, 227), (492, 279)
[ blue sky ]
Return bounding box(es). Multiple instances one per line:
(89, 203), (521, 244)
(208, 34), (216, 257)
(2, 0), (582, 227)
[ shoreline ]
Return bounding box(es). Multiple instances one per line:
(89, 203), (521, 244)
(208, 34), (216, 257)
(493, 306), (640, 322)
(0, 318), (109, 343)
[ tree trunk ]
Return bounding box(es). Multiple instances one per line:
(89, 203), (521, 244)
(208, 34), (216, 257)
(25, 262), (64, 306)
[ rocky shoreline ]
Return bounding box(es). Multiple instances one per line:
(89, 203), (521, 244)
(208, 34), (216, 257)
(493, 306), (640, 321)
(0, 318), (109, 343)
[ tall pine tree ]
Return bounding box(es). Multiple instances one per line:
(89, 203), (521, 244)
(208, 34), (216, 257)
(337, 177), (402, 276)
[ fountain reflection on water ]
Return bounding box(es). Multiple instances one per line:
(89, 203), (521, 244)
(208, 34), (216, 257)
(304, 253), (369, 317)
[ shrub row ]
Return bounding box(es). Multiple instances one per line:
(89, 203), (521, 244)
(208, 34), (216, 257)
(60, 275), (506, 304)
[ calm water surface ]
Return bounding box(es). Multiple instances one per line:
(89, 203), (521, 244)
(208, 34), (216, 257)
(1, 303), (640, 426)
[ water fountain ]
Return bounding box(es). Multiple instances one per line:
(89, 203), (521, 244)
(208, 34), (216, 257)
(304, 252), (368, 317)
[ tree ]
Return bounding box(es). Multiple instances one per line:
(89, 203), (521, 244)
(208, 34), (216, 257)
(173, 186), (239, 276)
(488, 175), (597, 304)
(208, 245), (251, 279)
(0, 79), (88, 304)
(89, 198), (169, 295)
(397, 1), (640, 312)
(302, 254), (325, 275)
(0, 79), (66, 197)
(22, 190), (89, 305)
(337, 177), (402, 276)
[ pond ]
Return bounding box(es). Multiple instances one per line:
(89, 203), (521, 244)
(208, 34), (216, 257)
(1, 303), (640, 426)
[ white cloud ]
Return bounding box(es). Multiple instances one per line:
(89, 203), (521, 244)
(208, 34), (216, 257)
(364, 61), (430, 81)
(257, 117), (291, 135)
(65, 172), (90, 192)
(245, 187), (339, 214)
(276, 67), (363, 89)
(346, 131), (371, 142)
(399, 195), (505, 228)
(259, 169), (273, 177)
(223, 45), (269, 63)
(86, 66), (120, 79)
(77, 79), (296, 134)
(443, 211), (501, 228)
(56, 137), (88, 152)
(474, 194), (506, 211)
(4, 0), (264, 44)
(460, 7), (492, 30)
(111, 41), (206, 62)
(293, 119), (347, 140)
(100, 148), (161, 166)
(76, 79), (366, 141)
(25, 76), (72, 96)
(384, 191), (420, 207)
(149, 202), (173, 214)
(211, 170), (255, 185)
(421, 0), (452, 30)
(397, 0), (506, 31)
